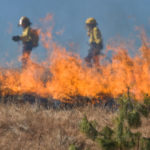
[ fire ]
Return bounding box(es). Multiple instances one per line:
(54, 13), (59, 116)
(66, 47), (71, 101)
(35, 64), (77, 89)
(0, 14), (150, 102)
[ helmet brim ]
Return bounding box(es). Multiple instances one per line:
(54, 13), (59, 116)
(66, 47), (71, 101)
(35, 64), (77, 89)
(18, 22), (32, 27)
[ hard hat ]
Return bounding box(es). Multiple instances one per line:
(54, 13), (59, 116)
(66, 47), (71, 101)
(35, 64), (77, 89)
(18, 16), (31, 26)
(85, 17), (97, 25)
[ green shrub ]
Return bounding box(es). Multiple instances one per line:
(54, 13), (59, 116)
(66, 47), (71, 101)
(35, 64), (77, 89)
(127, 110), (141, 128)
(144, 94), (150, 109)
(140, 138), (150, 150)
(136, 104), (149, 117)
(97, 138), (118, 150)
(79, 115), (98, 140)
(99, 126), (114, 139)
(79, 94), (150, 150)
(68, 144), (78, 150)
(97, 126), (117, 150)
(121, 128), (136, 149)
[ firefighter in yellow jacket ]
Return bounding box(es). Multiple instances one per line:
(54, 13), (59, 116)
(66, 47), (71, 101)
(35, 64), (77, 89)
(12, 16), (37, 68)
(85, 18), (103, 67)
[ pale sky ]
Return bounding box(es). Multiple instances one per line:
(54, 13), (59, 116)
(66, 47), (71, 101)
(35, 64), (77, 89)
(0, 0), (150, 67)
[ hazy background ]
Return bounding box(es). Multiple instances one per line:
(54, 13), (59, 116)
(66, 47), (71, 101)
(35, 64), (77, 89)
(0, 0), (150, 67)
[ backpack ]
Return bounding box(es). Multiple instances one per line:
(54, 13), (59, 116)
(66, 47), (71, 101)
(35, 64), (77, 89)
(30, 28), (39, 48)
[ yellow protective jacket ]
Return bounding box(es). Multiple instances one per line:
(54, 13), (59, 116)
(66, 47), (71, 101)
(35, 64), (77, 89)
(20, 26), (32, 43)
(87, 27), (102, 45)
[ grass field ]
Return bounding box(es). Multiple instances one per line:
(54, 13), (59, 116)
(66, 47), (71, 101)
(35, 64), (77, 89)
(0, 103), (150, 150)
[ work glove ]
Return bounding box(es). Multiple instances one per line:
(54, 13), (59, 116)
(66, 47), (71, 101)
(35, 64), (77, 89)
(12, 35), (20, 41)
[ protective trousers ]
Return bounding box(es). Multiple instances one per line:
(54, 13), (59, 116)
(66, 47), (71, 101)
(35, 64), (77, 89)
(22, 42), (33, 69)
(85, 43), (102, 67)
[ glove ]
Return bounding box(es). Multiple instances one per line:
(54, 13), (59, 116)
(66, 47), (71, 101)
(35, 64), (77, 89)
(12, 36), (20, 41)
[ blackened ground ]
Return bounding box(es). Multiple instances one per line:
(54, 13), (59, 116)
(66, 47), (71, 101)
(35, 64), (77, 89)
(0, 90), (118, 111)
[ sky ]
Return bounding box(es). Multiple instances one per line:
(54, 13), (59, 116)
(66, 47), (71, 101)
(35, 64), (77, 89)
(0, 0), (150, 67)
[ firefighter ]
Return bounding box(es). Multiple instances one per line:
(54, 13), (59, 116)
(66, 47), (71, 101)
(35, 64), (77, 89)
(85, 17), (103, 67)
(12, 16), (38, 68)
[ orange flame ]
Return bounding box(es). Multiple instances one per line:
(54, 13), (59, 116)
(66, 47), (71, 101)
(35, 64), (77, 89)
(1, 14), (150, 102)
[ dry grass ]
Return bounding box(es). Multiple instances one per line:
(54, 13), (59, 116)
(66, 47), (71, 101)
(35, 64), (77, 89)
(0, 103), (150, 150)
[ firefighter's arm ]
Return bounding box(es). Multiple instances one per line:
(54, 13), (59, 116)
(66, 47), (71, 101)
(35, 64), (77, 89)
(93, 27), (102, 44)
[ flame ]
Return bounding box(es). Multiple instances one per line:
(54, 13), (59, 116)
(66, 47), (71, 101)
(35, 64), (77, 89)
(1, 14), (150, 102)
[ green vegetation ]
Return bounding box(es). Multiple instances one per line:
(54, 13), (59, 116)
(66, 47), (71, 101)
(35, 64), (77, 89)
(79, 94), (150, 150)
(80, 115), (98, 140)
(69, 144), (79, 150)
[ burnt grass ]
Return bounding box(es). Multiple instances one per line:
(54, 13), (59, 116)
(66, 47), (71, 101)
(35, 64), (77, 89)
(0, 88), (117, 110)
(0, 92), (150, 150)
